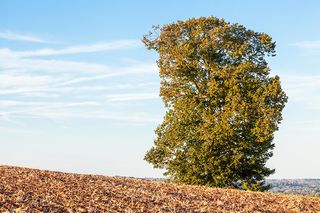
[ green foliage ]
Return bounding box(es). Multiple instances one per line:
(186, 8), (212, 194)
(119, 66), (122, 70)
(143, 17), (287, 191)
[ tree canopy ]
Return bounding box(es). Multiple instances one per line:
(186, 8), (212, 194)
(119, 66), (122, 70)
(143, 17), (287, 191)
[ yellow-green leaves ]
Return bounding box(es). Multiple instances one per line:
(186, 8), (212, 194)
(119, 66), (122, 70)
(143, 16), (287, 191)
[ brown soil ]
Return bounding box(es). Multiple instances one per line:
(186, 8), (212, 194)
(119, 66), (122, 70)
(0, 165), (319, 212)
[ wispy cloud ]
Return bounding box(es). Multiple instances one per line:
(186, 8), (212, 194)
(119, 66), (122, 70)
(282, 74), (320, 109)
(0, 64), (157, 102)
(106, 92), (159, 102)
(0, 39), (159, 125)
(0, 40), (141, 58)
(0, 100), (98, 108)
(291, 41), (320, 49)
(0, 102), (160, 124)
(0, 31), (50, 43)
(0, 127), (34, 134)
(25, 111), (160, 123)
(0, 57), (111, 73)
(0, 82), (158, 96)
(0, 74), (61, 87)
(55, 64), (157, 86)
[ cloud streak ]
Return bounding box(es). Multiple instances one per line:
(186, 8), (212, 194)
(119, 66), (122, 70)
(282, 74), (320, 109)
(0, 38), (159, 125)
(0, 40), (141, 58)
(291, 41), (320, 49)
(106, 92), (159, 102)
(0, 31), (50, 43)
(0, 102), (160, 124)
(0, 57), (111, 73)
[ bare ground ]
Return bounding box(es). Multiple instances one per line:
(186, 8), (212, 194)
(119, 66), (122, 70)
(0, 165), (319, 212)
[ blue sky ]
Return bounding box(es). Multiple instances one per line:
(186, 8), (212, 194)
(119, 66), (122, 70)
(1, 0), (320, 178)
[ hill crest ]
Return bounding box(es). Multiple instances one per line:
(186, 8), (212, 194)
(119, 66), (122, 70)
(0, 166), (319, 212)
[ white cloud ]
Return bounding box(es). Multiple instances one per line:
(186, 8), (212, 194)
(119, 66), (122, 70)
(24, 111), (161, 123)
(0, 64), (157, 97)
(0, 100), (98, 108)
(0, 31), (50, 43)
(106, 92), (159, 102)
(0, 82), (158, 96)
(0, 127), (34, 134)
(0, 40), (141, 58)
(0, 63), (159, 123)
(291, 41), (320, 49)
(0, 57), (111, 73)
(0, 102), (160, 124)
(282, 74), (320, 109)
(0, 39), (159, 125)
(0, 53), (156, 77)
(56, 64), (157, 86)
(0, 74), (60, 87)
(0, 100), (20, 107)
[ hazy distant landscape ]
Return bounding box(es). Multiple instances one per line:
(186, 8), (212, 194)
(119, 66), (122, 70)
(142, 178), (320, 196)
(267, 179), (320, 196)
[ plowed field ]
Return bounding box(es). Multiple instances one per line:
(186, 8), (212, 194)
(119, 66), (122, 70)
(0, 166), (319, 212)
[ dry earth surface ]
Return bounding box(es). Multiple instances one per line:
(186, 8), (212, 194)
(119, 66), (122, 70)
(0, 166), (319, 212)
